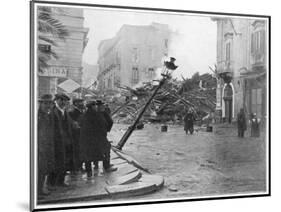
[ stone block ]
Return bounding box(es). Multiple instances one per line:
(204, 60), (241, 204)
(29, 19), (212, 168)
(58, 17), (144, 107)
(107, 170), (142, 185)
(105, 182), (157, 198)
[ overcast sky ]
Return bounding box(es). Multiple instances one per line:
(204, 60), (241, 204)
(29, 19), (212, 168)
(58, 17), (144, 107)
(82, 8), (217, 78)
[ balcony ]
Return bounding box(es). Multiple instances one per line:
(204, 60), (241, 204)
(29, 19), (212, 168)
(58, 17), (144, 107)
(217, 60), (234, 84)
(217, 60), (234, 74)
(251, 52), (266, 69)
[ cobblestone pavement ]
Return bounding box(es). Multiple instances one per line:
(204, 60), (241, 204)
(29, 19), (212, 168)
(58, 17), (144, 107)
(108, 123), (268, 200)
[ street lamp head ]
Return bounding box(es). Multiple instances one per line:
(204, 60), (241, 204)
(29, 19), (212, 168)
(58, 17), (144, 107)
(164, 57), (178, 71)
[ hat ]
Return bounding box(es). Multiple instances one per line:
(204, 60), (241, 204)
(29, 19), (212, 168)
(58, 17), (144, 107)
(38, 94), (53, 102)
(86, 100), (96, 108)
(96, 100), (105, 105)
(72, 98), (84, 104)
(54, 93), (70, 101)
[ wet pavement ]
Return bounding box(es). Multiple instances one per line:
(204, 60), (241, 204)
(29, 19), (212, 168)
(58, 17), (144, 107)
(38, 149), (164, 206)
(38, 122), (267, 206)
(108, 123), (267, 200)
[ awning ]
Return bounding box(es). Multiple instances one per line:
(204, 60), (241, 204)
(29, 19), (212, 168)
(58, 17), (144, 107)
(239, 71), (266, 79)
(58, 79), (81, 93)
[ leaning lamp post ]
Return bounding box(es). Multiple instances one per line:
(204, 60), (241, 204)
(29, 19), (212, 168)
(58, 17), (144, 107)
(115, 57), (178, 150)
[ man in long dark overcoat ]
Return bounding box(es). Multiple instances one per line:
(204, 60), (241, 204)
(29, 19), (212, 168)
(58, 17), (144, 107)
(79, 101), (99, 177)
(37, 94), (55, 195)
(69, 98), (85, 172)
(48, 93), (75, 187)
(237, 108), (247, 137)
(184, 109), (195, 134)
(79, 100), (116, 177)
(96, 100), (114, 170)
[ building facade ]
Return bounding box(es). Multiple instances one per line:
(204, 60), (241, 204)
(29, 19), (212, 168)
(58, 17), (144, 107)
(97, 23), (170, 91)
(212, 17), (267, 124)
(38, 7), (89, 96)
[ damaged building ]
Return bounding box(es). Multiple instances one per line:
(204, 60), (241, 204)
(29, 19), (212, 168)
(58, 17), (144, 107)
(97, 22), (171, 91)
(212, 17), (267, 125)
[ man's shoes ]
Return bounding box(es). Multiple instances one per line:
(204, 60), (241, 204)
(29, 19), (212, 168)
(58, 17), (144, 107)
(86, 171), (92, 178)
(56, 182), (70, 188)
(104, 166), (118, 172)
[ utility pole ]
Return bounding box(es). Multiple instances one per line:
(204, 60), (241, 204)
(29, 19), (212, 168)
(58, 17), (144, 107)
(116, 57), (178, 150)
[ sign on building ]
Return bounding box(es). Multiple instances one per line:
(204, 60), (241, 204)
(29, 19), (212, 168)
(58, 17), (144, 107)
(38, 66), (68, 78)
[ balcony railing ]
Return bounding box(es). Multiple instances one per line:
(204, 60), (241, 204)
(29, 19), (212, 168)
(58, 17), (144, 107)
(251, 52), (266, 67)
(217, 60), (234, 73)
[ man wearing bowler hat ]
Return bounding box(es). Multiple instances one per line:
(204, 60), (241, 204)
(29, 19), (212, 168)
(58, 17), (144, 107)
(48, 93), (75, 187)
(37, 94), (55, 195)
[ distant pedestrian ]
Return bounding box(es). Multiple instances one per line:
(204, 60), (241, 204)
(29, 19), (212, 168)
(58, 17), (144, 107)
(184, 109), (195, 134)
(69, 98), (85, 172)
(37, 94), (55, 195)
(250, 113), (260, 137)
(237, 108), (247, 138)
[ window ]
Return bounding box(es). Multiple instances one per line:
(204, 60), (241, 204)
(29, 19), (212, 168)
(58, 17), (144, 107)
(148, 68), (155, 79)
(108, 78), (112, 89)
(132, 48), (138, 63)
(225, 42), (231, 62)
(251, 30), (265, 54)
(164, 39), (168, 48)
(38, 44), (51, 52)
(114, 75), (120, 87)
(251, 88), (262, 117)
(132, 67), (139, 84)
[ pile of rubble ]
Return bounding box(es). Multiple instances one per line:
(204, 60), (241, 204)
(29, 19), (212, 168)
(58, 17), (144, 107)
(109, 72), (217, 124)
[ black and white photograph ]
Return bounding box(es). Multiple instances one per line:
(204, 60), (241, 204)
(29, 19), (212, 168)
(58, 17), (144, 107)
(30, 1), (270, 211)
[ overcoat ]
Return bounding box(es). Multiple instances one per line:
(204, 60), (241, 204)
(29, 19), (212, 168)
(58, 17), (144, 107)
(237, 112), (247, 131)
(37, 109), (55, 175)
(184, 112), (195, 131)
(50, 106), (75, 172)
(79, 109), (111, 162)
(69, 107), (83, 169)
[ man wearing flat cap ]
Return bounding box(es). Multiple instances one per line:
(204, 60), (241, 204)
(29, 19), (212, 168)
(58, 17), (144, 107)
(37, 94), (55, 195)
(69, 98), (85, 172)
(48, 93), (75, 187)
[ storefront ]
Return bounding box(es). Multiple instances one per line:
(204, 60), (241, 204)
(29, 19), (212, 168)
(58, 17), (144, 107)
(242, 69), (267, 127)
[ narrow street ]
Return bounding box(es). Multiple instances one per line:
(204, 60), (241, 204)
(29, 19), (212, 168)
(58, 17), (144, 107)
(108, 123), (267, 200)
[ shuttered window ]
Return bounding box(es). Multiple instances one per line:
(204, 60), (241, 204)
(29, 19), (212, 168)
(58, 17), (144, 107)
(226, 43), (231, 61)
(251, 88), (262, 118)
(251, 30), (266, 54)
(132, 67), (139, 84)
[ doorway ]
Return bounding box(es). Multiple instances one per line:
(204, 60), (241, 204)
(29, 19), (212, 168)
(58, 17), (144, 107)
(223, 84), (233, 123)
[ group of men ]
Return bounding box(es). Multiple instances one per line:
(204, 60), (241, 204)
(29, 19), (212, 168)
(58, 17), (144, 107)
(237, 108), (261, 138)
(182, 107), (261, 138)
(37, 93), (116, 196)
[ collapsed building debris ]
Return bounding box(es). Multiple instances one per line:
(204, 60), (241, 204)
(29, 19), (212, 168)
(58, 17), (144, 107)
(110, 72), (217, 124)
